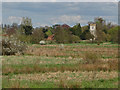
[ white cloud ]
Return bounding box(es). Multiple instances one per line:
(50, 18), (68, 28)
(36, 22), (51, 27)
(3, 0), (119, 2)
(7, 16), (22, 25)
(51, 15), (88, 25)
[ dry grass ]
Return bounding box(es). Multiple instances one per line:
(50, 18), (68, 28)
(2, 44), (118, 74)
(2, 59), (118, 75)
(25, 44), (118, 59)
(2, 43), (118, 88)
(58, 79), (81, 88)
(5, 71), (118, 84)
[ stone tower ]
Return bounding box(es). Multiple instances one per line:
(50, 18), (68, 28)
(89, 22), (97, 39)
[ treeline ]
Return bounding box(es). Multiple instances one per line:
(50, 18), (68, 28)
(2, 17), (119, 44)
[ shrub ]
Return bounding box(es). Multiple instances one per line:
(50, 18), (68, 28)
(71, 35), (81, 43)
(83, 52), (100, 64)
(1, 35), (27, 55)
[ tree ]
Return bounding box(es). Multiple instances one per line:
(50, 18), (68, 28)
(54, 27), (72, 44)
(11, 23), (18, 28)
(31, 28), (45, 44)
(21, 17), (33, 35)
(94, 17), (107, 43)
(94, 17), (105, 25)
(21, 17), (32, 26)
(70, 23), (82, 38)
(81, 29), (94, 40)
(46, 29), (52, 37)
(108, 26), (118, 43)
(96, 30), (106, 43)
(80, 25), (94, 40)
(23, 25), (33, 35)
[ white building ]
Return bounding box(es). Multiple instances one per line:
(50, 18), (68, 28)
(89, 22), (97, 39)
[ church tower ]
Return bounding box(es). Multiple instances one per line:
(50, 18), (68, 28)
(89, 22), (97, 39)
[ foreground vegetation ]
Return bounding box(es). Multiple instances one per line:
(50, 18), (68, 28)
(2, 43), (118, 88)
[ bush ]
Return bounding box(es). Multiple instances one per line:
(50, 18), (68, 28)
(1, 35), (27, 55)
(83, 52), (100, 64)
(71, 35), (81, 43)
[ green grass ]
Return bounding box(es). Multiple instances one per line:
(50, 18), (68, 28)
(2, 78), (57, 88)
(82, 78), (118, 88)
(2, 77), (118, 88)
(30, 42), (118, 48)
(2, 56), (81, 66)
(102, 56), (114, 59)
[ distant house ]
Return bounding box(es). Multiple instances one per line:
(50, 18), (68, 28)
(53, 24), (70, 29)
(61, 24), (70, 29)
(47, 34), (54, 41)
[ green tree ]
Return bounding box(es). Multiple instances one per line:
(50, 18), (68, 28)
(21, 17), (33, 35)
(31, 28), (45, 44)
(23, 26), (33, 35)
(70, 23), (82, 38)
(54, 27), (72, 44)
(81, 29), (94, 40)
(80, 25), (94, 40)
(45, 27), (53, 37)
(21, 17), (32, 26)
(108, 26), (118, 43)
(96, 30), (106, 43)
(94, 17), (107, 43)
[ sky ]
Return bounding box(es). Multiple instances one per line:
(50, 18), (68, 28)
(2, 0), (119, 2)
(2, 1), (119, 27)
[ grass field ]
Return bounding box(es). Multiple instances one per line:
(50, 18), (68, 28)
(2, 43), (119, 88)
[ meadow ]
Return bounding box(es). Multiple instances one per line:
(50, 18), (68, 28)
(2, 42), (119, 88)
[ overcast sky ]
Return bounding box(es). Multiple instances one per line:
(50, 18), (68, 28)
(2, 1), (118, 27)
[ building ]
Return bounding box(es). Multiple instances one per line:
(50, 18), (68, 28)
(47, 34), (54, 41)
(89, 22), (97, 39)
